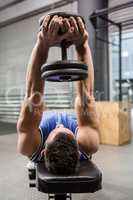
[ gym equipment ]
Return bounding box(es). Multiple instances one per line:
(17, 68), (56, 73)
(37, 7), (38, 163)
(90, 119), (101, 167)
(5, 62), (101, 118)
(27, 159), (102, 200)
(41, 12), (88, 82)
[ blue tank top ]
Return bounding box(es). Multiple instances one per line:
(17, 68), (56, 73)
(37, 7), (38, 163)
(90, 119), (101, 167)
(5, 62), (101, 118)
(30, 111), (89, 162)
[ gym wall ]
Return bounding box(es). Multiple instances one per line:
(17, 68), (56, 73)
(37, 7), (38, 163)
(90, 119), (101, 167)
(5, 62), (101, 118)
(78, 0), (109, 100)
(0, 0), (78, 123)
(109, 0), (133, 30)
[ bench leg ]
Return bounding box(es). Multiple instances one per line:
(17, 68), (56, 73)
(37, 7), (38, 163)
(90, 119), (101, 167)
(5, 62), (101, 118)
(48, 194), (71, 200)
(55, 194), (67, 200)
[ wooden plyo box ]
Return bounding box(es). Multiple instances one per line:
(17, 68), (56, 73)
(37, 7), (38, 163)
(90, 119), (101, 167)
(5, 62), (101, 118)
(96, 101), (132, 145)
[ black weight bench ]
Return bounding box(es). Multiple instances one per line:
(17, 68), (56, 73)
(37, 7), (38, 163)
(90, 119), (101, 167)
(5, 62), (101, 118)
(27, 159), (102, 200)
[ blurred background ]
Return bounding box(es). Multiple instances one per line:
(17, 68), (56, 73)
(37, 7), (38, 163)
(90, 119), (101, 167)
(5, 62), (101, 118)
(0, 0), (133, 200)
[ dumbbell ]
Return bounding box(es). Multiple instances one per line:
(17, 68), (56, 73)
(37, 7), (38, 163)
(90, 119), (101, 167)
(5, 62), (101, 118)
(41, 12), (88, 82)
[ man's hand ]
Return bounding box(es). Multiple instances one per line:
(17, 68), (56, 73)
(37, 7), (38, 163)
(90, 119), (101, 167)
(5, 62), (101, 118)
(38, 15), (61, 47)
(61, 16), (89, 48)
(37, 15), (74, 50)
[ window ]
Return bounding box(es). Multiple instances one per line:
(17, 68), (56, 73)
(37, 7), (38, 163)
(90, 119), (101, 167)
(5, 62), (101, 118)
(110, 29), (133, 102)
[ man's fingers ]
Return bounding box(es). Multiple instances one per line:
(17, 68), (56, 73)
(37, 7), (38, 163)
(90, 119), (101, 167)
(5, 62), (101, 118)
(60, 23), (65, 33)
(60, 17), (66, 33)
(48, 15), (58, 33)
(77, 17), (85, 34)
(41, 15), (51, 33)
(52, 18), (61, 37)
(63, 18), (71, 32)
(69, 16), (79, 34)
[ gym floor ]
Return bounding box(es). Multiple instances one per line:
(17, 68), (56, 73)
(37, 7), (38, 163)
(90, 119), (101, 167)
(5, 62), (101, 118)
(0, 110), (133, 200)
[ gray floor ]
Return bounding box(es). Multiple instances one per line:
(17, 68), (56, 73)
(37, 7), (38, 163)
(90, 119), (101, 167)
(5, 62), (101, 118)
(0, 121), (133, 200)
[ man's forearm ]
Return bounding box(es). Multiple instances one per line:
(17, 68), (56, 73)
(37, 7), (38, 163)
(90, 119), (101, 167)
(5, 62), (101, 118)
(75, 42), (99, 129)
(17, 41), (49, 132)
(76, 42), (94, 97)
(25, 41), (49, 98)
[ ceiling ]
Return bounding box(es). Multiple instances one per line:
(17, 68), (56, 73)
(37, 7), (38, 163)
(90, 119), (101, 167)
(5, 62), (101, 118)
(0, 0), (25, 10)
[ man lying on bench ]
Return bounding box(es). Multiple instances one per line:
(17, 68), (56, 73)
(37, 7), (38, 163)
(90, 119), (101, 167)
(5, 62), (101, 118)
(17, 14), (100, 175)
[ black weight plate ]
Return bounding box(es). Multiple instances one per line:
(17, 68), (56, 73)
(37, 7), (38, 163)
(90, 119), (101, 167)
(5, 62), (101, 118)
(41, 68), (88, 82)
(41, 60), (88, 72)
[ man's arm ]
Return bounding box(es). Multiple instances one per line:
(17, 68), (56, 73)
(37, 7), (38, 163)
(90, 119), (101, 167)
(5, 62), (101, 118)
(66, 16), (99, 154)
(75, 42), (100, 155)
(17, 30), (49, 158)
(17, 15), (56, 157)
(17, 15), (74, 158)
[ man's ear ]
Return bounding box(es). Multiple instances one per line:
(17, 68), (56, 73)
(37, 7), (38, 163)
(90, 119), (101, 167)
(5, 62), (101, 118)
(41, 148), (46, 157)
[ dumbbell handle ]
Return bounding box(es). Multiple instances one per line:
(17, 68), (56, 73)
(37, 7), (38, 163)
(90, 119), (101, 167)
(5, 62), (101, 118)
(61, 40), (67, 60)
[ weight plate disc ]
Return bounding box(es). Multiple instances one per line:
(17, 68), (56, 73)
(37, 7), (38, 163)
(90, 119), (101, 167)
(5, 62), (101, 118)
(41, 60), (88, 72)
(41, 68), (88, 82)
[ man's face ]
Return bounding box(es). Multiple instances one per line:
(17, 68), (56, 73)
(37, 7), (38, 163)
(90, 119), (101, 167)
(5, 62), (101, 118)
(45, 126), (76, 144)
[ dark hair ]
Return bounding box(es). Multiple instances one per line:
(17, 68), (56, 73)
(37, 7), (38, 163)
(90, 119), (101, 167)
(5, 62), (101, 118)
(44, 132), (79, 175)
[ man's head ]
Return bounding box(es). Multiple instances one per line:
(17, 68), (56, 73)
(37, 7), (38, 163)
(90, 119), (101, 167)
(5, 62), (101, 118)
(42, 126), (79, 175)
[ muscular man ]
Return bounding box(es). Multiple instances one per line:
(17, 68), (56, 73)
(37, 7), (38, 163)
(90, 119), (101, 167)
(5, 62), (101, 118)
(17, 15), (99, 175)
